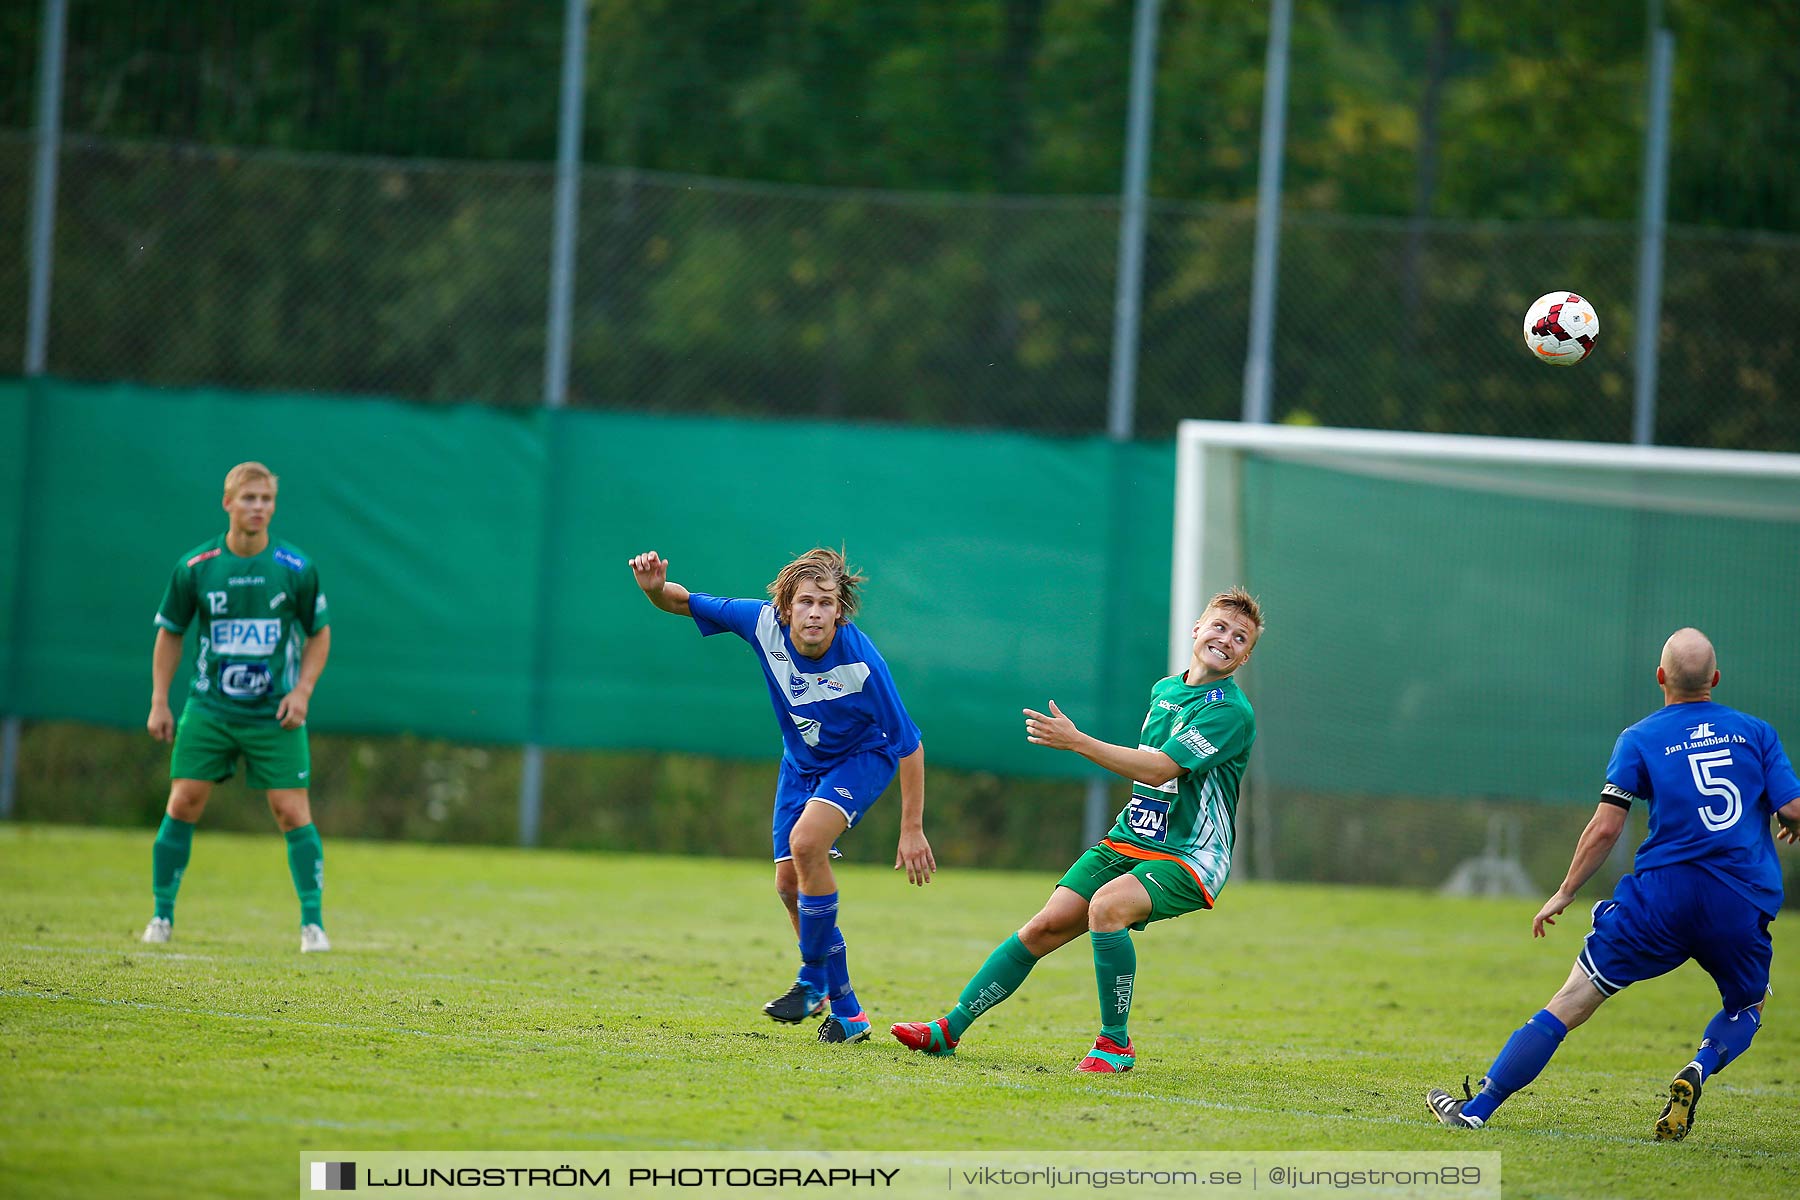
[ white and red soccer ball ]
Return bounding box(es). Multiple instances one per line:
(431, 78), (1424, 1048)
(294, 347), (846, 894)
(1523, 291), (1600, 365)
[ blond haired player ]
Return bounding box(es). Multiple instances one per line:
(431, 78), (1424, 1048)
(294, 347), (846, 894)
(893, 589), (1264, 1072)
(629, 548), (933, 1044)
(143, 463), (332, 951)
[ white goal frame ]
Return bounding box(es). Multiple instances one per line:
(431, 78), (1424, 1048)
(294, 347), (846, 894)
(1170, 420), (1800, 674)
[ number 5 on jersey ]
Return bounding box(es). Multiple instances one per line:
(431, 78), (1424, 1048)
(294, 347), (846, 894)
(1688, 749), (1742, 832)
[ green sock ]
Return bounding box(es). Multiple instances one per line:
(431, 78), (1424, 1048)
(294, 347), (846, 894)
(946, 933), (1039, 1039)
(151, 815), (196, 921)
(1091, 928), (1136, 1043)
(285, 824), (324, 928)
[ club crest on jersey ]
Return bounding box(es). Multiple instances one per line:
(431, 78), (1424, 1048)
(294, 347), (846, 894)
(209, 618), (282, 655)
(788, 672), (810, 701)
(1204, 688), (1225, 704)
(274, 547), (306, 571)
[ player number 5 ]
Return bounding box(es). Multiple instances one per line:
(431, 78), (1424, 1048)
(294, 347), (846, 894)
(1687, 749), (1742, 833)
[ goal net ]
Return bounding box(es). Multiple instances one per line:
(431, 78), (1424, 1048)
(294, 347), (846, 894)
(1171, 421), (1800, 896)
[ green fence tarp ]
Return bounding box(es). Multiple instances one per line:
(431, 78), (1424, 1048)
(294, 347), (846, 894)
(0, 379), (1173, 779)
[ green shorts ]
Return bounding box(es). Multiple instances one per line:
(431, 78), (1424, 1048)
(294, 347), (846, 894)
(170, 703), (311, 791)
(1057, 841), (1212, 930)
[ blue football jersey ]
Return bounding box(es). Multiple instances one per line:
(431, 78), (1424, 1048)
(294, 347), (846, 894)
(1606, 700), (1800, 915)
(689, 594), (921, 772)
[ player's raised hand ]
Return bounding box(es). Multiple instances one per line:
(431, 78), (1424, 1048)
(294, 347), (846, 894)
(896, 828), (936, 886)
(628, 551), (693, 616)
(1024, 699), (1081, 752)
(628, 551), (668, 595)
(1532, 889), (1573, 938)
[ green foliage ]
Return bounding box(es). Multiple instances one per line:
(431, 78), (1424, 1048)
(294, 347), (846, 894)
(17, 716), (1800, 898)
(4, 825), (1799, 1198)
(9, 0), (1794, 228)
(10, 720), (1093, 873)
(4, 1), (1797, 442)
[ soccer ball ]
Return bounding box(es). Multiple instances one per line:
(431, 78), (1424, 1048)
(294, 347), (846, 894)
(1523, 291), (1599, 365)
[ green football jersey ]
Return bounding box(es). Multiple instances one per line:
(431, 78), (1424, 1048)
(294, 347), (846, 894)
(1106, 673), (1256, 904)
(154, 535), (329, 721)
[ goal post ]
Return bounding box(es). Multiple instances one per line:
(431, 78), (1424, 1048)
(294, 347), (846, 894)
(1170, 420), (1800, 890)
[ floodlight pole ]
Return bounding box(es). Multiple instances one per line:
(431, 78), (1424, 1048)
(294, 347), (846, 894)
(25, 0), (64, 380)
(520, 0), (589, 847)
(1231, 0), (1292, 878)
(1106, 0), (1159, 446)
(1083, 0), (1162, 848)
(1241, 0), (1292, 426)
(1631, 27), (1674, 447)
(2, 0), (69, 820)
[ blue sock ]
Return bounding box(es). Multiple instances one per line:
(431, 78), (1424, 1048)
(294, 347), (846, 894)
(825, 927), (862, 1018)
(795, 891), (837, 996)
(1463, 1009), (1568, 1124)
(1693, 1005), (1761, 1079)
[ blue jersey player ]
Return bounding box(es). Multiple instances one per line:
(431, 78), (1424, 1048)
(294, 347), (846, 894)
(628, 548), (935, 1045)
(1428, 628), (1800, 1140)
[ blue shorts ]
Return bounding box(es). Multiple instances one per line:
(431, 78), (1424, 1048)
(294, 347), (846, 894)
(1578, 864), (1774, 1013)
(772, 750), (898, 862)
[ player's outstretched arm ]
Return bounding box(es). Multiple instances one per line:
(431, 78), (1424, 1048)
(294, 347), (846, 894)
(1024, 699), (1182, 786)
(893, 744), (935, 886)
(1533, 802), (1627, 937)
(628, 551), (692, 617)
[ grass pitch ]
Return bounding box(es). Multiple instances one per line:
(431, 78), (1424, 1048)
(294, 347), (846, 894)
(3, 823), (1797, 1199)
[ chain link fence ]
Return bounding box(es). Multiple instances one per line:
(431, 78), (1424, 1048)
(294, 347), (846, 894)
(5, 1), (1799, 883)
(6, 130), (1797, 446)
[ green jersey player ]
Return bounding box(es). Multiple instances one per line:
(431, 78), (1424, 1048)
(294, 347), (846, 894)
(893, 587), (1263, 1072)
(142, 462), (333, 952)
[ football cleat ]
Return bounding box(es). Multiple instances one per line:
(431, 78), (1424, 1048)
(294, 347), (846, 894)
(890, 1018), (959, 1056)
(1426, 1076), (1484, 1129)
(763, 980), (827, 1024)
(1654, 1063), (1704, 1142)
(1076, 1034), (1136, 1073)
(142, 917), (172, 944)
(818, 1011), (872, 1044)
(299, 924), (331, 953)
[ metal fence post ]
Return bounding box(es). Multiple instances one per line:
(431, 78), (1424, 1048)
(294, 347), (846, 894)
(3, 0), (70, 820)
(1084, 0), (1161, 849)
(1240, 0), (1292, 426)
(1631, 28), (1674, 447)
(520, 0), (589, 847)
